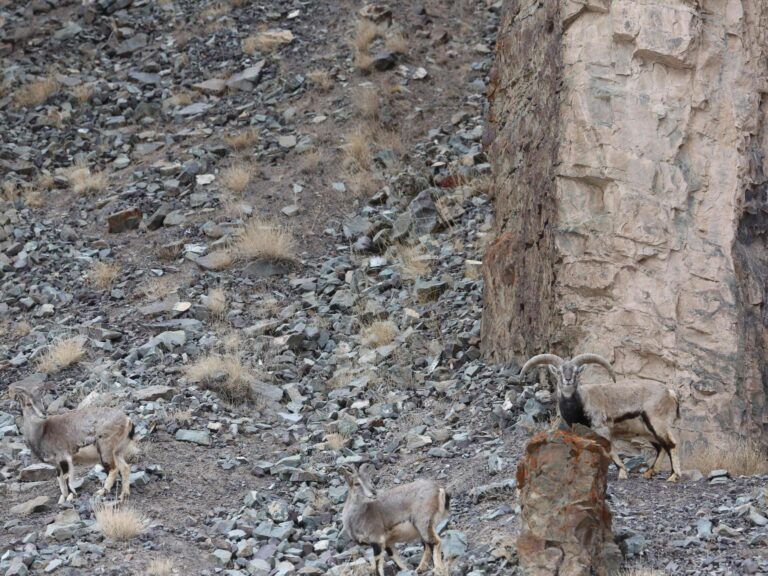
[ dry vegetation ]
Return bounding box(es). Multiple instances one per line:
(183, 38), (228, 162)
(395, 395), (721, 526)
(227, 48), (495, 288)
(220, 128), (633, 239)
(186, 353), (253, 404)
(361, 320), (398, 348)
(686, 437), (768, 476)
(385, 30), (409, 54)
(89, 261), (121, 290)
(343, 130), (373, 173)
(352, 20), (383, 72)
(72, 83), (93, 104)
(94, 504), (146, 541)
(65, 165), (108, 195)
(390, 243), (431, 279)
(224, 128), (259, 151)
(307, 70), (333, 92)
(14, 76), (59, 108)
(242, 29), (294, 55)
(233, 218), (296, 263)
(220, 162), (253, 194)
(204, 287), (227, 318)
(35, 336), (87, 373)
(13, 321), (32, 338)
(354, 87), (380, 121)
(146, 558), (175, 576)
(621, 569), (666, 576)
(325, 431), (350, 451)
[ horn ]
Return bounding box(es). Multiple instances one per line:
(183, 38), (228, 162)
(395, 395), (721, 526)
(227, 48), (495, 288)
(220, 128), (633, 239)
(520, 354), (565, 375)
(570, 353), (616, 382)
(359, 463), (375, 477)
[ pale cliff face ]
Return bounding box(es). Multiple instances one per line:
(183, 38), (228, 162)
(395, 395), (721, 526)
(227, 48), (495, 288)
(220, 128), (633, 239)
(484, 0), (768, 449)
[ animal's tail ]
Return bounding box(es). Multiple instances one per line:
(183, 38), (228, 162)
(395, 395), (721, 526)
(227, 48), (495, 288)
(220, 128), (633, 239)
(670, 389), (681, 420)
(439, 488), (451, 516)
(128, 420), (135, 440)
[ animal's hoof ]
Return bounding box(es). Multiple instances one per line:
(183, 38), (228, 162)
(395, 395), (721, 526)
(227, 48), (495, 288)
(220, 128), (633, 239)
(58, 496), (66, 504)
(66, 493), (74, 502)
(642, 470), (654, 479)
(618, 470), (628, 480)
(95, 489), (106, 498)
(666, 474), (679, 483)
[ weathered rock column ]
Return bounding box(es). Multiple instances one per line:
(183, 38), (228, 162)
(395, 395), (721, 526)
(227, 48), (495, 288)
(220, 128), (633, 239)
(483, 0), (768, 448)
(516, 426), (622, 576)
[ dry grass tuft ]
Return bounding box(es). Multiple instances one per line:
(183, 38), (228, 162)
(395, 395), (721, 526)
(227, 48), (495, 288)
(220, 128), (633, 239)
(242, 30), (293, 55)
(352, 20), (383, 72)
(385, 30), (409, 54)
(138, 275), (180, 301)
(186, 353), (253, 404)
(362, 320), (398, 347)
(20, 183), (45, 208)
(95, 504), (146, 541)
(354, 52), (375, 73)
(14, 76), (59, 108)
(220, 163), (253, 194)
(224, 128), (259, 151)
(36, 336), (87, 373)
(685, 437), (768, 476)
(391, 243), (431, 279)
(200, 250), (235, 270)
(1, 180), (18, 202)
(307, 70), (333, 92)
(13, 321), (32, 338)
(200, 1), (231, 21)
(167, 90), (194, 107)
(354, 87), (380, 121)
(65, 165), (108, 195)
(146, 558), (175, 576)
(621, 568), (665, 576)
(89, 262), (121, 290)
(204, 287), (227, 318)
(72, 83), (93, 104)
(325, 432), (349, 451)
(233, 218), (296, 263)
(343, 130), (373, 172)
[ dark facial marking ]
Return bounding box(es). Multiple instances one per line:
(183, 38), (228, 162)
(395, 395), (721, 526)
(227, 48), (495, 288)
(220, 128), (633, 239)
(371, 543), (382, 556)
(558, 390), (592, 427)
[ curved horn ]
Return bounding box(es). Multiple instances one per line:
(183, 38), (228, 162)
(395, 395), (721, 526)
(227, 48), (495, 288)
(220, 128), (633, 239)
(571, 353), (616, 382)
(520, 354), (565, 375)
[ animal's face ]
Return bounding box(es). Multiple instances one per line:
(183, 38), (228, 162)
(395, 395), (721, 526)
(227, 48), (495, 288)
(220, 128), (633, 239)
(549, 364), (584, 396)
(341, 465), (377, 500)
(10, 387), (45, 417)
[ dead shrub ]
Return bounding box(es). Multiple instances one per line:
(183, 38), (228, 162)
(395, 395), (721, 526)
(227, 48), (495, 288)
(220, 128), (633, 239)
(146, 558), (175, 576)
(361, 320), (398, 347)
(685, 437), (768, 476)
(224, 128), (259, 151)
(242, 29), (293, 55)
(385, 30), (408, 54)
(233, 218), (296, 263)
(65, 165), (108, 195)
(390, 243), (431, 279)
(354, 87), (380, 121)
(353, 20), (382, 54)
(36, 336), (87, 373)
(200, 250), (235, 270)
(89, 262), (121, 290)
(72, 83), (93, 104)
(186, 353), (253, 404)
(94, 503), (146, 541)
(204, 287), (227, 318)
(1, 180), (18, 202)
(325, 432), (349, 451)
(343, 130), (373, 172)
(220, 163), (253, 194)
(307, 70), (333, 92)
(14, 76), (59, 108)
(354, 52), (375, 73)
(13, 321), (32, 338)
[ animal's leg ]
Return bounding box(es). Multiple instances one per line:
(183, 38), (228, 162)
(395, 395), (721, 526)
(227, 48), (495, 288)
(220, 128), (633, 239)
(387, 545), (410, 571)
(371, 543), (385, 576)
(416, 542), (432, 572)
(595, 426), (628, 479)
(643, 443), (663, 479)
(97, 461), (118, 498)
(66, 456), (78, 499)
(56, 465), (69, 504)
(117, 456), (131, 501)
(666, 431), (682, 483)
(432, 537), (448, 576)
(645, 416), (681, 482)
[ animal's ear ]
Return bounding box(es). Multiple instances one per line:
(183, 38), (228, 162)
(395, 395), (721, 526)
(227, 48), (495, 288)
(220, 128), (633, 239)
(576, 365), (585, 374)
(547, 365), (559, 379)
(339, 466), (355, 485)
(359, 463), (375, 481)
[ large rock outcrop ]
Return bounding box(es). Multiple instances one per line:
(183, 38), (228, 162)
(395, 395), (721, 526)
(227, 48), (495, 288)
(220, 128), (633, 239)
(516, 426), (621, 575)
(483, 0), (768, 449)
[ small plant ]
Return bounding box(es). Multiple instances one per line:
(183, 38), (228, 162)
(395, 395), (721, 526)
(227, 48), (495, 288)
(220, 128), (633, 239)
(186, 353), (253, 404)
(307, 70), (333, 92)
(352, 20), (383, 72)
(14, 76), (59, 108)
(94, 503), (146, 541)
(343, 131), (373, 172)
(391, 243), (431, 280)
(204, 287), (227, 319)
(220, 163), (253, 195)
(385, 30), (408, 54)
(13, 321), (32, 338)
(325, 432), (349, 451)
(362, 320), (398, 347)
(89, 262), (121, 290)
(65, 164), (108, 195)
(71, 83), (93, 104)
(224, 128), (259, 151)
(354, 87), (380, 121)
(685, 437), (768, 476)
(233, 218), (296, 263)
(146, 558), (175, 576)
(36, 336), (87, 373)
(242, 29), (293, 55)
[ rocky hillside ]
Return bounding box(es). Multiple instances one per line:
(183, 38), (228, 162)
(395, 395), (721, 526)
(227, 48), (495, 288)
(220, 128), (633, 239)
(1, 1), (767, 576)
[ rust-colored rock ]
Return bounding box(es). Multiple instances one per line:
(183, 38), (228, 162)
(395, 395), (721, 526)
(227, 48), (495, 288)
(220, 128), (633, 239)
(107, 207), (142, 233)
(516, 426), (621, 576)
(483, 0), (768, 447)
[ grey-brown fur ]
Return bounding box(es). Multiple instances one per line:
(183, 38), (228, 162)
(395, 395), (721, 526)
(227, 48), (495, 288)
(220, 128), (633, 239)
(521, 353), (682, 482)
(10, 386), (135, 503)
(340, 464), (450, 575)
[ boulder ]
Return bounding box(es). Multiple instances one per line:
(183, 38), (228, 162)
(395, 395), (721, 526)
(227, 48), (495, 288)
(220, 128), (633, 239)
(516, 426), (621, 576)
